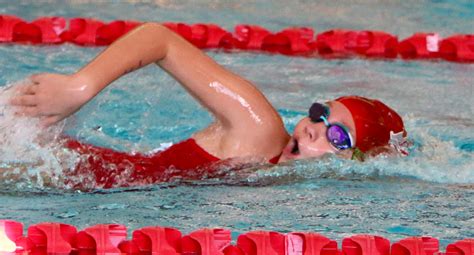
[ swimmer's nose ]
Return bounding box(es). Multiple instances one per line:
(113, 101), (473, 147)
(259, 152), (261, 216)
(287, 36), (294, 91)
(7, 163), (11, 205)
(304, 123), (323, 142)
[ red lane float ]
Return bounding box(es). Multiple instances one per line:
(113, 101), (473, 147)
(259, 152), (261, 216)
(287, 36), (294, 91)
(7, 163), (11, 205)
(261, 27), (315, 55)
(237, 231), (286, 254)
(0, 220), (472, 255)
(190, 24), (234, 49)
(19, 17), (66, 43)
(27, 222), (77, 254)
(391, 237), (439, 255)
(0, 15), (22, 42)
(342, 235), (390, 255)
(234, 24), (272, 50)
(132, 227), (182, 255)
(0, 220), (23, 252)
(287, 232), (339, 255)
(60, 18), (142, 46)
(131, 226), (182, 254)
(96, 20), (142, 45)
(0, 14), (473, 63)
(315, 30), (398, 58)
(75, 224), (127, 254)
(60, 18), (104, 45)
(398, 33), (441, 59)
(446, 239), (474, 255)
(439, 35), (474, 62)
(181, 228), (232, 254)
(0, 15), (66, 44)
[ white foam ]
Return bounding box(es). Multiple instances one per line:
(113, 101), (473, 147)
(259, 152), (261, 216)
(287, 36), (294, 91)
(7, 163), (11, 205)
(245, 129), (474, 185)
(0, 80), (76, 188)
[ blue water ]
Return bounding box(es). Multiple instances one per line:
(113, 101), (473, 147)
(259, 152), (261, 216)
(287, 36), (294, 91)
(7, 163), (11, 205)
(0, 0), (473, 245)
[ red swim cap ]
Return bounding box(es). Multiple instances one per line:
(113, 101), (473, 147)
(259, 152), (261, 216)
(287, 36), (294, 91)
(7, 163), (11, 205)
(336, 96), (406, 152)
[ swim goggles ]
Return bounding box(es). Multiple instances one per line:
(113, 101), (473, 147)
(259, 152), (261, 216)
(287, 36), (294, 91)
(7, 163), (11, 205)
(308, 102), (354, 150)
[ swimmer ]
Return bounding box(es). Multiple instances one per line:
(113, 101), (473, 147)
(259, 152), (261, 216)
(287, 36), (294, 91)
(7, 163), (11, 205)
(6, 23), (408, 189)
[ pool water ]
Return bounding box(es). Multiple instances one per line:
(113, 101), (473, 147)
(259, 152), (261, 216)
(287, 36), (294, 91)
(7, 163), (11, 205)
(0, 0), (473, 245)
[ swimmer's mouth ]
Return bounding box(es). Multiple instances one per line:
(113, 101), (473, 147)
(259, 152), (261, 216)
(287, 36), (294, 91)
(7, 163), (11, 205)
(291, 139), (300, 155)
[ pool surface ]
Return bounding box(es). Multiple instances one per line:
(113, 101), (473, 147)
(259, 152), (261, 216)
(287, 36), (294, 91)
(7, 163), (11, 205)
(0, 0), (473, 245)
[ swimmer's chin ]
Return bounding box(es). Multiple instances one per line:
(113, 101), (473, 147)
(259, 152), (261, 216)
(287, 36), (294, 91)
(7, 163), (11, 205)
(278, 151), (316, 163)
(278, 153), (325, 163)
(278, 148), (353, 163)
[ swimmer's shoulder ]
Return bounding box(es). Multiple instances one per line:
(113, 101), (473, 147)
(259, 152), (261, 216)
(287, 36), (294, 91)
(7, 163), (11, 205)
(193, 120), (289, 160)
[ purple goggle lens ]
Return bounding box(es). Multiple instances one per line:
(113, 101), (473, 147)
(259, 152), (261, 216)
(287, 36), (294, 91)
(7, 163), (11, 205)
(308, 102), (354, 150)
(326, 124), (352, 150)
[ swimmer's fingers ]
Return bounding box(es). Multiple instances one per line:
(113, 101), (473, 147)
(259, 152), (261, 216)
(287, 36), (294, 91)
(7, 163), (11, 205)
(15, 73), (47, 96)
(9, 85), (39, 106)
(14, 82), (39, 95)
(24, 84), (39, 95)
(10, 95), (38, 107)
(14, 106), (39, 117)
(29, 73), (49, 88)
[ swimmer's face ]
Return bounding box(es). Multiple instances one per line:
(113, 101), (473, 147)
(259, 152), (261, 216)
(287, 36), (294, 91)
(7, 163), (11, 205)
(279, 101), (356, 162)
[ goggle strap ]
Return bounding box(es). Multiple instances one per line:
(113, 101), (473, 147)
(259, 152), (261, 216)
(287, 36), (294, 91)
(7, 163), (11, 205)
(320, 115), (330, 126)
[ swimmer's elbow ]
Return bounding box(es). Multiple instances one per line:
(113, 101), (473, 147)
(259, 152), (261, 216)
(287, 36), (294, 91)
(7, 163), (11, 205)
(140, 22), (168, 34)
(140, 22), (175, 42)
(138, 22), (175, 58)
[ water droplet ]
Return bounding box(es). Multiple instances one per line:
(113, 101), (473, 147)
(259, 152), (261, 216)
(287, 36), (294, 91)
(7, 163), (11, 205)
(55, 210), (79, 219)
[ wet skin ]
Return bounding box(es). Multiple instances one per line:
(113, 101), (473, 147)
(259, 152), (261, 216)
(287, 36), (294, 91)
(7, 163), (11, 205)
(279, 101), (356, 162)
(9, 23), (356, 166)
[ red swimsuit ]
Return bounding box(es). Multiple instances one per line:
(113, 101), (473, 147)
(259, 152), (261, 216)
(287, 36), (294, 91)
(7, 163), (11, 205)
(64, 139), (280, 189)
(64, 139), (219, 189)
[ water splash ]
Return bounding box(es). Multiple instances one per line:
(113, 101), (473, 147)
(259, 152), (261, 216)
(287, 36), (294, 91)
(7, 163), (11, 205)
(226, 130), (474, 186)
(0, 80), (77, 189)
(1, 74), (473, 191)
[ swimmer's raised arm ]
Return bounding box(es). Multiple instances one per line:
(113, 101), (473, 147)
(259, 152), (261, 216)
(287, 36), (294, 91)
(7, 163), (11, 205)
(11, 23), (177, 126)
(12, 23), (289, 159)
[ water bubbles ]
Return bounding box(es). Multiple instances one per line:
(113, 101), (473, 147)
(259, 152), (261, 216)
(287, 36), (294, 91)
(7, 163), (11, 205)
(95, 203), (128, 210)
(55, 210), (79, 219)
(0, 80), (77, 189)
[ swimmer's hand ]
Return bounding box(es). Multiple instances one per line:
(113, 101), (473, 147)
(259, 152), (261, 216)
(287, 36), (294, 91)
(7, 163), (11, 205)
(10, 73), (95, 127)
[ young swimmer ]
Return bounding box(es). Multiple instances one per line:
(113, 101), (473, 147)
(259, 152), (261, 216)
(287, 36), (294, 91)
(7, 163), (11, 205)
(9, 23), (407, 188)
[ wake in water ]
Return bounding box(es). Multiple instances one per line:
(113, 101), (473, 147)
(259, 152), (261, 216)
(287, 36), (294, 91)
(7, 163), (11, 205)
(1, 80), (473, 191)
(226, 115), (474, 186)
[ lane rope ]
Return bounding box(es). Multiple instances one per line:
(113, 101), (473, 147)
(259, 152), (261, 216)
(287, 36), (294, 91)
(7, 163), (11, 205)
(0, 220), (472, 254)
(0, 15), (473, 62)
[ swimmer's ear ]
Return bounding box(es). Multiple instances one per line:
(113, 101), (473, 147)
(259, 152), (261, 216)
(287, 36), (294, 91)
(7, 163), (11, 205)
(351, 148), (366, 162)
